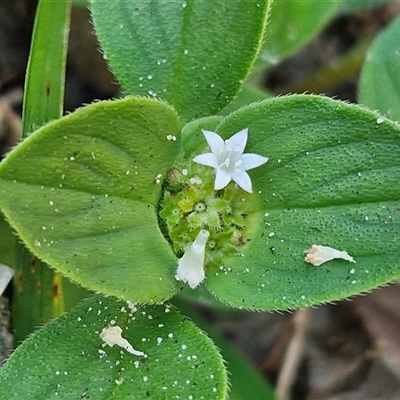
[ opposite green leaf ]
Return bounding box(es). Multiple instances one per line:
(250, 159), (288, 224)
(0, 294), (227, 399)
(202, 95), (400, 310)
(0, 97), (181, 303)
(90, 0), (270, 121)
(359, 14), (400, 122)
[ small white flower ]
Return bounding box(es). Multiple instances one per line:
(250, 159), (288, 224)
(175, 229), (210, 289)
(193, 128), (268, 193)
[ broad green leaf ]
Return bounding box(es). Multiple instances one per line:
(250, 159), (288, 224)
(90, 0), (270, 121)
(0, 97), (182, 303)
(202, 95), (400, 310)
(359, 15), (400, 122)
(0, 295), (228, 399)
(261, 0), (342, 64)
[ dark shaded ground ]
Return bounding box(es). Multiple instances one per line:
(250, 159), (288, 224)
(1, 2), (400, 399)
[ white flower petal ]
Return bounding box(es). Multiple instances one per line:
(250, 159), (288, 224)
(232, 171), (253, 193)
(193, 128), (268, 192)
(240, 154), (269, 171)
(176, 230), (210, 289)
(202, 130), (224, 154)
(193, 153), (218, 168)
(227, 128), (248, 153)
(215, 168), (232, 190)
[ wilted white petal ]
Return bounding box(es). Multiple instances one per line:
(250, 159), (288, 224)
(215, 168), (233, 190)
(202, 130), (225, 154)
(100, 325), (146, 357)
(227, 128), (248, 153)
(304, 244), (355, 266)
(232, 171), (253, 193)
(176, 229), (210, 289)
(192, 152), (218, 168)
(241, 154), (269, 171)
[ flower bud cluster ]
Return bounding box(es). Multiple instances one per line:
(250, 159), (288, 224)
(160, 162), (252, 268)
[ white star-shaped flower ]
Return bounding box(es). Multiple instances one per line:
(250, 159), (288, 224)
(193, 128), (268, 193)
(175, 229), (210, 289)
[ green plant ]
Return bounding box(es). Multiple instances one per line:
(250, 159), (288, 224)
(0, 1), (399, 398)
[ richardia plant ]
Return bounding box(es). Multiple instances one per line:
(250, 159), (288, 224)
(2, 92), (399, 309)
(0, 0), (399, 398)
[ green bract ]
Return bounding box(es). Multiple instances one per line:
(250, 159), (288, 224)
(160, 162), (253, 266)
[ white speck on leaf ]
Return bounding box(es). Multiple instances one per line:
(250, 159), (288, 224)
(376, 117), (384, 124)
(100, 326), (146, 357)
(193, 128), (268, 193)
(126, 301), (137, 312)
(304, 244), (355, 266)
(176, 230), (210, 289)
